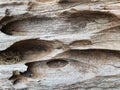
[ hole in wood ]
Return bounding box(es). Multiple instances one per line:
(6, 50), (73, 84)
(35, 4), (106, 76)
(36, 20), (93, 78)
(58, 0), (91, 3)
(47, 59), (68, 68)
(0, 39), (54, 64)
(0, 11), (118, 37)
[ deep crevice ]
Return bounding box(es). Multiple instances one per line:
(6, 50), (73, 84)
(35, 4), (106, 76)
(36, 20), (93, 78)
(55, 49), (120, 66)
(0, 39), (54, 64)
(0, 11), (119, 36)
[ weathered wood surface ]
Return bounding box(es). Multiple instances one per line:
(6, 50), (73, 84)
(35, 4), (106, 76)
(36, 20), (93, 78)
(0, 0), (120, 89)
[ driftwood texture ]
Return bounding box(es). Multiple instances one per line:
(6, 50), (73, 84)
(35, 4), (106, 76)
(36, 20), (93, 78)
(0, 0), (120, 89)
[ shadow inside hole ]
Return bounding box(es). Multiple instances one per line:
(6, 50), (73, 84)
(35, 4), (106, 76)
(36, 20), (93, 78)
(20, 71), (33, 77)
(46, 59), (69, 68)
(58, 0), (91, 3)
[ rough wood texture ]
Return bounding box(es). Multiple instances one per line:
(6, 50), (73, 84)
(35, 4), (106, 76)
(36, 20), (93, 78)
(0, 0), (120, 89)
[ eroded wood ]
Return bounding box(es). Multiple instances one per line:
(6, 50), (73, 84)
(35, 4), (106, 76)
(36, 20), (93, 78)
(0, 0), (120, 89)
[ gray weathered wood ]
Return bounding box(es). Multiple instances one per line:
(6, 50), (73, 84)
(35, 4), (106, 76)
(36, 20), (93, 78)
(0, 0), (120, 89)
